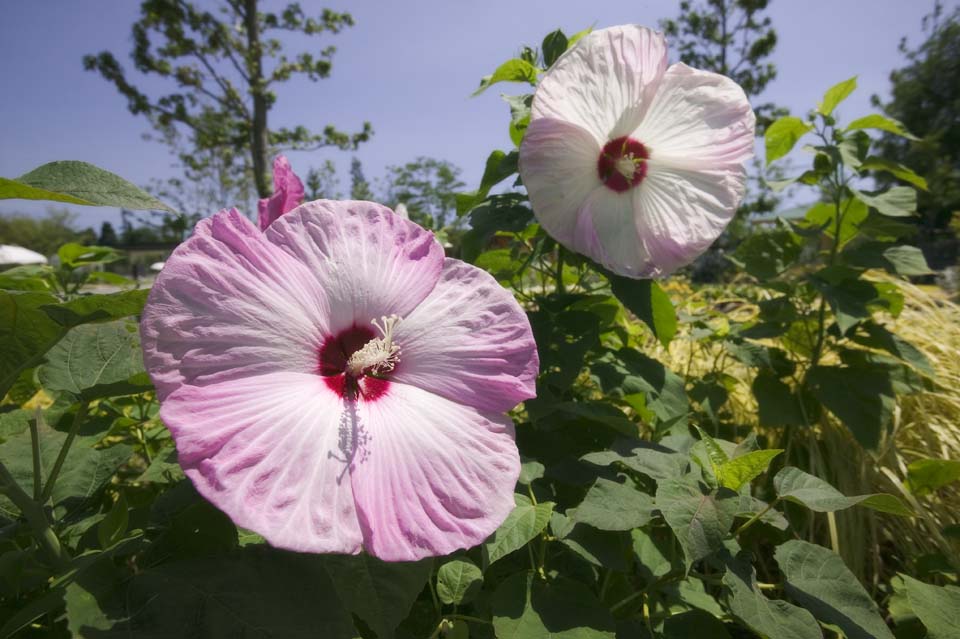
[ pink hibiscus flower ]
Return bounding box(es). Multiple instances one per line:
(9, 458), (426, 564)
(257, 155), (305, 231)
(140, 202), (538, 561)
(519, 25), (756, 278)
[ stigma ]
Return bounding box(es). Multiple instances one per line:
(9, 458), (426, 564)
(346, 315), (402, 377)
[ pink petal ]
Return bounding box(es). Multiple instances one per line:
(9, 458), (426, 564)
(575, 187), (656, 278)
(257, 155), (306, 231)
(162, 372), (363, 554)
(634, 164), (747, 275)
(391, 258), (538, 413)
(519, 117), (600, 247)
(350, 383), (520, 561)
(141, 208), (331, 401)
(265, 201), (445, 335)
(532, 25), (668, 143)
(635, 63), (756, 169)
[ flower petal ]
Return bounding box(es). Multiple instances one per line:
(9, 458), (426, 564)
(265, 201), (445, 334)
(141, 208), (331, 401)
(635, 63), (756, 169)
(391, 258), (538, 413)
(519, 117), (601, 246)
(576, 187), (656, 278)
(634, 163), (748, 275)
(257, 155), (305, 231)
(350, 383), (520, 561)
(532, 25), (668, 143)
(162, 372), (363, 554)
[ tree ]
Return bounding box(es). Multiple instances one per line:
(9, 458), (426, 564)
(0, 210), (96, 257)
(350, 157), (374, 201)
(383, 157), (466, 229)
(872, 2), (960, 268)
(660, 0), (782, 130)
(305, 160), (342, 200)
(98, 221), (119, 246)
(83, 0), (372, 199)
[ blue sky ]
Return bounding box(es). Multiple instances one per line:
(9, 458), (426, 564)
(0, 0), (954, 232)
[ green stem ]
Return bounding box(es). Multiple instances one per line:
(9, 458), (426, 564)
(448, 614), (492, 625)
(0, 461), (70, 571)
(736, 497), (781, 536)
(29, 409), (43, 501)
(609, 589), (642, 614)
(40, 401), (88, 504)
(554, 246), (565, 295)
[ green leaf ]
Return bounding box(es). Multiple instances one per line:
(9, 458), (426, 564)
(853, 186), (917, 217)
(723, 553), (822, 639)
(0, 290), (66, 399)
(607, 277), (677, 347)
(572, 477), (654, 531)
(456, 150), (519, 215)
(901, 574), (960, 639)
(41, 289), (149, 328)
(753, 374), (807, 427)
(504, 93), (533, 147)
(906, 459), (960, 496)
(590, 350), (689, 430)
(97, 492), (129, 549)
(436, 558), (482, 606)
(806, 364), (896, 448)
(542, 29), (569, 67)
(1, 160), (175, 212)
(0, 265), (56, 292)
(849, 322), (934, 376)
(656, 478), (738, 568)
(859, 157), (928, 190)
(765, 116), (813, 165)
(729, 228), (803, 280)
(775, 540), (894, 639)
(581, 438), (688, 482)
(57, 243), (122, 268)
(568, 26), (593, 47)
(323, 554), (432, 639)
(551, 513), (632, 571)
(720, 449), (783, 491)
(801, 199), (868, 248)
(844, 243), (932, 277)
(694, 427), (729, 483)
(846, 114), (919, 141)
(663, 610), (731, 638)
(461, 193), (533, 262)
(492, 572), (616, 639)
(819, 77), (857, 116)
(473, 58), (540, 95)
(483, 494), (554, 567)
(774, 466), (911, 515)
(38, 321), (151, 400)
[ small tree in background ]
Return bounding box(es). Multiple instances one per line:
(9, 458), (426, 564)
(98, 221), (120, 246)
(383, 157), (465, 229)
(305, 160), (342, 200)
(83, 0), (372, 200)
(349, 157), (374, 201)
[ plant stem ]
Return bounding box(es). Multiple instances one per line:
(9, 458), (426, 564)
(449, 614), (491, 625)
(0, 461), (70, 571)
(555, 246), (565, 295)
(40, 401), (88, 504)
(609, 589), (643, 614)
(736, 497), (781, 535)
(29, 408), (43, 501)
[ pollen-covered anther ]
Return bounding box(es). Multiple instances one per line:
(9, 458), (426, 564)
(346, 315), (402, 376)
(615, 154), (640, 180)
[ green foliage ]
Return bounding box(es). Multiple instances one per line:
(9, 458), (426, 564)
(382, 156), (466, 229)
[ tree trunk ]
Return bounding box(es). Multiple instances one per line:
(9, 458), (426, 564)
(243, 0), (271, 198)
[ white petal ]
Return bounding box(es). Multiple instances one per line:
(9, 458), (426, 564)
(532, 25), (668, 143)
(576, 187), (656, 278)
(141, 209), (331, 401)
(635, 63), (756, 169)
(351, 384), (520, 561)
(634, 163), (748, 275)
(162, 372), (363, 554)
(519, 117), (601, 246)
(391, 258), (538, 413)
(266, 201), (445, 335)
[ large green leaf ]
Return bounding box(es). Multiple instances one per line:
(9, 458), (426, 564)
(572, 477), (654, 531)
(752, 374), (807, 427)
(323, 554), (432, 639)
(436, 558), (482, 606)
(41, 289), (150, 328)
(656, 478), (737, 568)
(775, 540), (894, 639)
(456, 150), (519, 215)
(845, 114), (919, 140)
(765, 117), (813, 165)
(483, 494), (554, 567)
(0, 290), (66, 399)
(581, 438), (687, 482)
(491, 572), (616, 639)
(801, 199), (868, 248)
(608, 277), (677, 347)
(719, 449), (783, 491)
(590, 349), (689, 430)
(806, 364), (895, 448)
(38, 321), (151, 400)
(849, 322), (934, 376)
(1, 161), (175, 211)
(723, 553), (822, 639)
(843, 243), (932, 277)
(774, 466), (911, 515)
(663, 610), (731, 638)
(473, 58), (539, 95)
(906, 459), (960, 496)
(901, 575), (960, 639)
(730, 228), (803, 280)
(859, 157), (928, 190)
(818, 76), (857, 116)
(853, 186), (917, 217)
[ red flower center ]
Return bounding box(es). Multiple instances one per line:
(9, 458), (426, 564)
(317, 325), (391, 401)
(597, 136), (649, 193)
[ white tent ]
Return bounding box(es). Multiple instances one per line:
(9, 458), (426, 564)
(0, 245), (47, 265)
